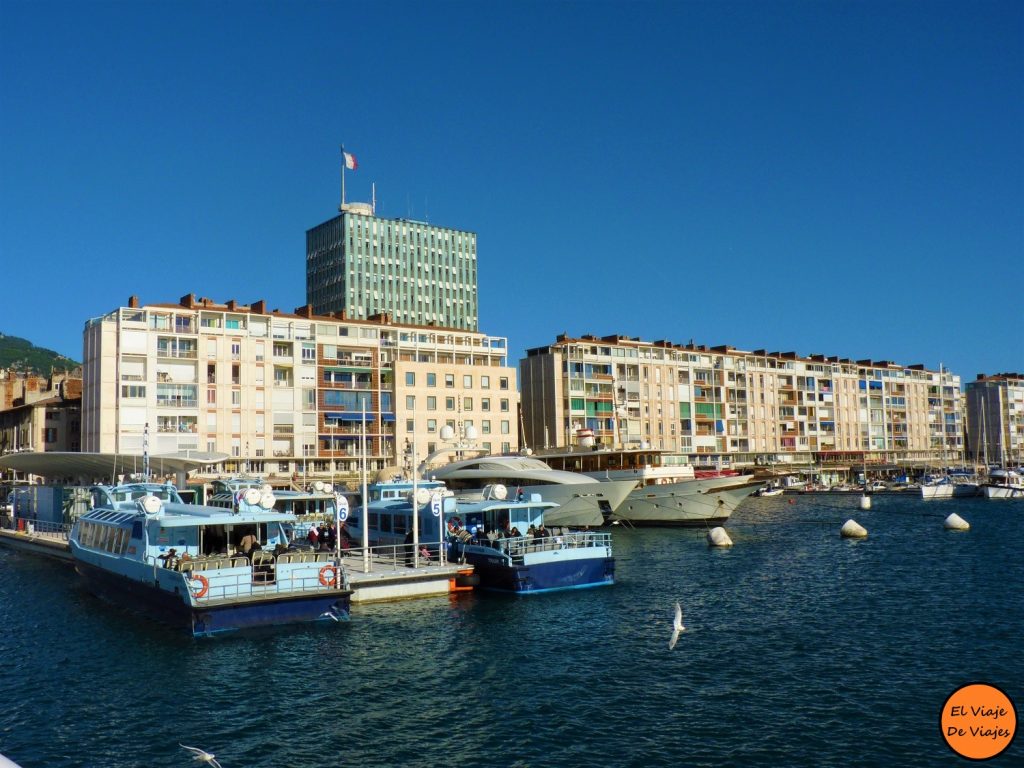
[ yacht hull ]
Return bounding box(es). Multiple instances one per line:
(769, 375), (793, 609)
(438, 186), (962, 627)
(611, 476), (760, 527)
(982, 485), (1024, 499)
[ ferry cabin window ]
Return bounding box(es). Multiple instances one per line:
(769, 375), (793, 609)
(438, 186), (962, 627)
(392, 515), (407, 535)
(482, 508), (511, 533)
(368, 512), (379, 530)
(379, 514), (392, 533)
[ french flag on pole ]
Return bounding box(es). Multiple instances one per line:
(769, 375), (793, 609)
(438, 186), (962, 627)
(343, 151), (358, 170)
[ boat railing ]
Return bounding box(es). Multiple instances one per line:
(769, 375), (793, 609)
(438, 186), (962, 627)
(454, 530), (613, 564)
(2, 515), (71, 539)
(154, 552), (351, 601)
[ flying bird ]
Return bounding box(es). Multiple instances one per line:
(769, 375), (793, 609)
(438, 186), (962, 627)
(180, 744), (223, 768)
(669, 601), (685, 650)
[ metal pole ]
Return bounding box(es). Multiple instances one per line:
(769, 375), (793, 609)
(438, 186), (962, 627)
(412, 416), (419, 568)
(361, 400), (369, 573)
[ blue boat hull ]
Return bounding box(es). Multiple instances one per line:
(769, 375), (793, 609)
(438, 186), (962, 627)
(74, 560), (350, 636)
(459, 551), (615, 594)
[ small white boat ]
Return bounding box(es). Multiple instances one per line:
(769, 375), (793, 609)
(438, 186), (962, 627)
(982, 469), (1024, 499)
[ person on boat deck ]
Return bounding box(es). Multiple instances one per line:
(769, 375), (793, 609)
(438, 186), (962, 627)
(307, 524), (319, 547)
(239, 533), (259, 556)
(322, 522), (336, 550)
(510, 527), (522, 538)
(403, 530), (414, 567)
(158, 548), (178, 569)
(527, 525), (538, 539)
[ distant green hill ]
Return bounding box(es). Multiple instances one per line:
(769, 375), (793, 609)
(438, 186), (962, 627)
(0, 333), (80, 374)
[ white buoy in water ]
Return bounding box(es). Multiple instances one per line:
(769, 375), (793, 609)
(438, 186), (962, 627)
(707, 526), (733, 547)
(944, 513), (970, 531)
(841, 519), (868, 538)
(859, 494), (872, 510)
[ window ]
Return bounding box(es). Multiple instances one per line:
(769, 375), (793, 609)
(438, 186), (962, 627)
(232, 342), (242, 360)
(427, 419), (437, 433)
(231, 390), (241, 406)
(499, 377), (509, 390)
(207, 388), (216, 405)
(406, 395), (416, 409)
(405, 372), (416, 386)
(501, 442), (511, 454)
(500, 420), (510, 434)
(500, 398), (510, 412)
(463, 397), (473, 411)
(255, 342), (265, 362)
(463, 375), (472, 388)
(406, 419), (414, 432)
(427, 373), (436, 387)
(445, 374), (455, 388)
(207, 363), (216, 384)
(446, 397), (455, 411)
(481, 375), (490, 389)
(482, 420), (491, 434)
(481, 398), (490, 411)
(121, 385), (146, 399)
(232, 363), (240, 385)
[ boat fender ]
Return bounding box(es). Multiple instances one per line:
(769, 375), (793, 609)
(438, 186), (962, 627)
(190, 574), (209, 598)
(319, 565), (338, 587)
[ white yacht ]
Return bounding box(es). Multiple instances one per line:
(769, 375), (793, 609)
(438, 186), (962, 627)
(421, 454), (637, 527)
(533, 447), (761, 527)
(982, 469), (1024, 499)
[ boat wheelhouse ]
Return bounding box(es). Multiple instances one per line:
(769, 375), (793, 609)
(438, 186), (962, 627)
(447, 489), (615, 594)
(70, 482), (351, 636)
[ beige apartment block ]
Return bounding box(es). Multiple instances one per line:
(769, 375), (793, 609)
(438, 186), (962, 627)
(82, 295), (517, 484)
(521, 334), (963, 472)
(966, 372), (1024, 465)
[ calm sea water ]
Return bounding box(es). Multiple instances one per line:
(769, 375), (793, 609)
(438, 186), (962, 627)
(1, 494), (1021, 768)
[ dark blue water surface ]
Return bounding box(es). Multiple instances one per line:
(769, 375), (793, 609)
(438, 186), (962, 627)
(1, 494), (1021, 767)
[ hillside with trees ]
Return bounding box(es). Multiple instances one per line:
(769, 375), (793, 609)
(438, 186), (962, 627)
(0, 333), (80, 374)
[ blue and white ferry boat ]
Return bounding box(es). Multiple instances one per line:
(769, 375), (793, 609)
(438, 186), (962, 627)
(345, 480), (615, 594)
(69, 482), (352, 636)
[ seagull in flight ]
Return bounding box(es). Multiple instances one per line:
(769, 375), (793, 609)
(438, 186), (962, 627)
(180, 744), (223, 768)
(669, 601), (685, 650)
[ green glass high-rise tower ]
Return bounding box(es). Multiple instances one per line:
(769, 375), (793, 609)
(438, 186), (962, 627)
(306, 202), (478, 331)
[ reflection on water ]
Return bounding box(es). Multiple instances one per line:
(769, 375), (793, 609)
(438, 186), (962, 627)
(1, 495), (1021, 767)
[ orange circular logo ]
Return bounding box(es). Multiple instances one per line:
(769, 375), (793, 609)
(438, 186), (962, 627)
(941, 683), (1017, 760)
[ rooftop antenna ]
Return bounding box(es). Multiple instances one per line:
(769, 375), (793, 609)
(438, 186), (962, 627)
(372, 182), (377, 215)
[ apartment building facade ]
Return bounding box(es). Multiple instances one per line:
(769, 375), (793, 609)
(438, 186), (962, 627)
(0, 370), (82, 460)
(306, 203), (479, 331)
(965, 373), (1024, 465)
(521, 334), (963, 470)
(82, 295), (517, 481)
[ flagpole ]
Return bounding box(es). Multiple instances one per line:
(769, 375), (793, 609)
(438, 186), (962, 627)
(340, 144), (346, 211)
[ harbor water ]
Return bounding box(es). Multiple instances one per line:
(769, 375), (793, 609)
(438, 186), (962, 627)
(1, 494), (1020, 767)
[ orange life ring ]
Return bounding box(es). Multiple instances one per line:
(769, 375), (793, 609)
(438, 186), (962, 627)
(319, 565), (338, 587)
(190, 574), (209, 598)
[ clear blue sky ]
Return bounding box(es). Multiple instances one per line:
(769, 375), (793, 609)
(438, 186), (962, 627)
(2, 0), (1021, 383)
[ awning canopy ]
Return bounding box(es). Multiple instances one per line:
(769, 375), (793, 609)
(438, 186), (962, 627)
(0, 451), (229, 482)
